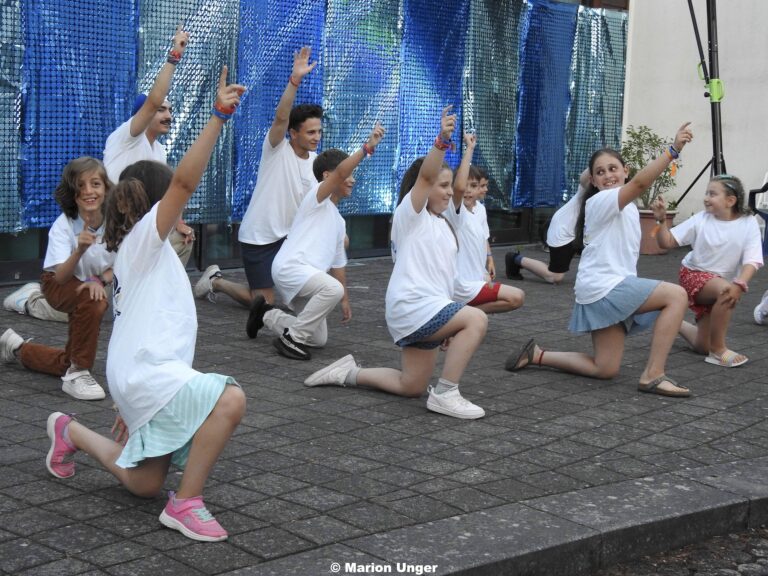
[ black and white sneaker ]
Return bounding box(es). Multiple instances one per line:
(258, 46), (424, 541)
(504, 251), (524, 280)
(246, 296), (272, 339)
(273, 329), (311, 361)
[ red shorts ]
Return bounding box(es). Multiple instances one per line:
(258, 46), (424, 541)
(468, 282), (501, 306)
(679, 266), (719, 320)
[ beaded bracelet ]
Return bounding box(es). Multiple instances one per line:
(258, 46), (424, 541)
(362, 143), (374, 157)
(433, 136), (451, 151)
(167, 48), (182, 65)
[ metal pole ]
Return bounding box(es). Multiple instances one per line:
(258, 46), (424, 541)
(707, 0), (726, 175)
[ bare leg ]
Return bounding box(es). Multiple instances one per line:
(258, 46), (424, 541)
(210, 277), (256, 308)
(635, 281), (687, 385)
(176, 386), (246, 498)
(430, 306), (487, 383)
(520, 257), (565, 284)
(68, 421), (172, 498)
(474, 285), (525, 314)
(694, 278), (743, 360)
(356, 347), (439, 397)
(679, 319), (710, 354)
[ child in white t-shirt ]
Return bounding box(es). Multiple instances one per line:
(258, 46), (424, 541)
(453, 133), (524, 313)
(42, 69), (247, 543)
(653, 174), (763, 366)
(506, 122), (694, 398)
(1, 157), (114, 400)
(247, 123), (386, 360)
(505, 169), (590, 284)
(302, 107), (489, 420)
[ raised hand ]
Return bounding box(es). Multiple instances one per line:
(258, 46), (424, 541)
(651, 195), (666, 221)
(440, 105), (457, 143)
(463, 131), (477, 149)
(673, 122), (693, 152)
(173, 22), (190, 55)
(292, 46), (317, 82)
(366, 122), (386, 152)
(215, 66), (247, 113)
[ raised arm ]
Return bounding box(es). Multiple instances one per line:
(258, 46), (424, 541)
(651, 195), (679, 250)
(316, 123), (386, 204)
(451, 132), (477, 209)
(618, 122), (693, 210)
(410, 105), (456, 212)
(156, 67), (246, 240)
(268, 46), (317, 148)
(130, 24), (189, 138)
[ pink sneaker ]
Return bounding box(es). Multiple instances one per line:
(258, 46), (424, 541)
(159, 491), (228, 542)
(45, 412), (77, 478)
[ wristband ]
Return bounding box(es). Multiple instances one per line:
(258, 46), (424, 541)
(167, 49), (182, 65)
(486, 253), (493, 258)
(732, 279), (748, 293)
(87, 275), (104, 287)
(362, 143), (374, 157)
(212, 108), (232, 121)
(668, 145), (680, 160)
(433, 136), (451, 151)
(289, 75), (300, 88)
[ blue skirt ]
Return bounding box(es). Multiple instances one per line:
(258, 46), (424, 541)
(116, 373), (238, 469)
(396, 302), (464, 350)
(569, 276), (660, 335)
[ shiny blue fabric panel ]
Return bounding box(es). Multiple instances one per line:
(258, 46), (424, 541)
(323, 0), (401, 215)
(397, 0), (470, 192)
(463, 0), (525, 211)
(232, 0), (325, 221)
(565, 8), (627, 203)
(20, 0), (138, 228)
(0, 0), (23, 233)
(137, 0), (239, 224)
(513, 0), (578, 208)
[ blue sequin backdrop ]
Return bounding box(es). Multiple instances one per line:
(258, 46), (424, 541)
(0, 0), (626, 233)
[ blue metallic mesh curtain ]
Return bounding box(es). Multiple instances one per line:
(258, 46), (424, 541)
(323, 0), (401, 215)
(137, 0), (239, 224)
(513, 0), (578, 208)
(565, 7), (627, 202)
(397, 0), (470, 189)
(232, 0), (325, 221)
(20, 0), (137, 228)
(0, 0), (23, 233)
(463, 0), (525, 211)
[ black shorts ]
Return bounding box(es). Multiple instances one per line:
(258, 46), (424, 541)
(241, 238), (286, 289)
(548, 240), (577, 273)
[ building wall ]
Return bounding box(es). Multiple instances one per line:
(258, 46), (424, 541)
(624, 0), (768, 220)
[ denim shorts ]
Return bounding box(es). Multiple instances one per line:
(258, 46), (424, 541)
(396, 302), (464, 350)
(569, 276), (660, 335)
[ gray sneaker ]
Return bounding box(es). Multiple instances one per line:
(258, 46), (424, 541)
(754, 290), (768, 325)
(61, 370), (106, 401)
(304, 355), (357, 386)
(0, 329), (24, 363)
(426, 385), (485, 419)
(3, 283), (41, 315)
(194, 265), (222, 302)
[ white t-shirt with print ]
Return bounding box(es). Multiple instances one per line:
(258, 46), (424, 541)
(103, 119), (167, 184)
(239, 137), (318, 246)
(43, 214), (115, 281)
(672, 211), (764, 279)
(574, 187), (641, 304)
(547, 185), (586, 248)
(272, 183), (347, 304)
(386, 191), (459, 342)
(453, 202), (490, 303)
(107, 204), (199, 434)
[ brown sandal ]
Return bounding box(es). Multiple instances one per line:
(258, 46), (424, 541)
(505, 338), (535, 372)
(638, 374), (690, 398)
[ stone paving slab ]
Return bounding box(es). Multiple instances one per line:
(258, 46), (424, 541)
(0, 247), (767, 575)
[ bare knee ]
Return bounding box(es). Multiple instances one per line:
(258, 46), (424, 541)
(507, 288), (525, 309)
(216, 385), (246, 422)
(128, 477), (166, 498)
(593, 365), (620, 379)
(547, 272), (565, 285)
(466, 307), (488, 335)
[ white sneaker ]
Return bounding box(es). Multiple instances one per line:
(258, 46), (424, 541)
(194, 265), (222, 302)
(754, 290), (768, 325)
(0, 329), (24, 363)
(61, 370), (106, 400)
(304, 355), (357, 387)
(3, 283), (41, 315)
(426, 385), (485, 419)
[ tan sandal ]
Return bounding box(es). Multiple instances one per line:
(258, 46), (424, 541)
(638, 374), (690, 398)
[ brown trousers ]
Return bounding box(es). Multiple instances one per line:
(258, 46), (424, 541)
(19, 272), (108, 376)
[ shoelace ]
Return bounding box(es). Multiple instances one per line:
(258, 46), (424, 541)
(76, 373), (100, 388)
(206, 273), (222, 303)
(192, 506), (215, 522)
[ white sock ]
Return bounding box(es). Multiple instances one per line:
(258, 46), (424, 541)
(434, 378), (458, 394)
(344, 366), (361, 386)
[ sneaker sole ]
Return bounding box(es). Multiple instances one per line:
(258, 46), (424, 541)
(273, 337), (311, 361)
(46, 412), (74, 479)
(159, 510), (227, 542)
(304, 355), (355, 386)
(61, 382), (106, 401)
(426, 400), (485, 420)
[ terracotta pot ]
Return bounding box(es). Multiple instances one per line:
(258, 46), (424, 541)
(639, 209), (676, 255)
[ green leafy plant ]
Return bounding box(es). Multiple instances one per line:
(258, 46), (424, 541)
(620, 125), (682, 210)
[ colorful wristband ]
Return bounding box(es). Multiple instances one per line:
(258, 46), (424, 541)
(668, 145), (680, 159)
(212, 108), (232, 121)
(289, 75), (300, 88)
(433, 136), (451, 151)
(167, 48), (182, 65)
(362, 143), (374, 157)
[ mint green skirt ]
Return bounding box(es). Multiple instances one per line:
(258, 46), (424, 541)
(116, 373), (238, 469)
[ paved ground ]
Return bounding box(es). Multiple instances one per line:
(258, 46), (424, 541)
(1, 245), (767, 575)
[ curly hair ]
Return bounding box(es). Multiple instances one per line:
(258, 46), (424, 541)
(710, 174), (749, 215)
(54, 157), (111, 219)
(103, 179), (151, 252)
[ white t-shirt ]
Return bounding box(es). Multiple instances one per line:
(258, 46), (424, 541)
(107, 204), (199, 433)
(453, 202), (490, 303)
(385, 191), (459, 342)
(103, 119), (167, 184)
(574, 187), (641, 304)
(547, 185), (586, 247)
(272, 183), (347, 304)
(43, 214), (115, 281)
(672, 211), (764, 279)
(239, 137), (318, 246)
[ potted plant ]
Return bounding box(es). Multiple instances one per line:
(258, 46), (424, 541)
(620, 125), (681, 254)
